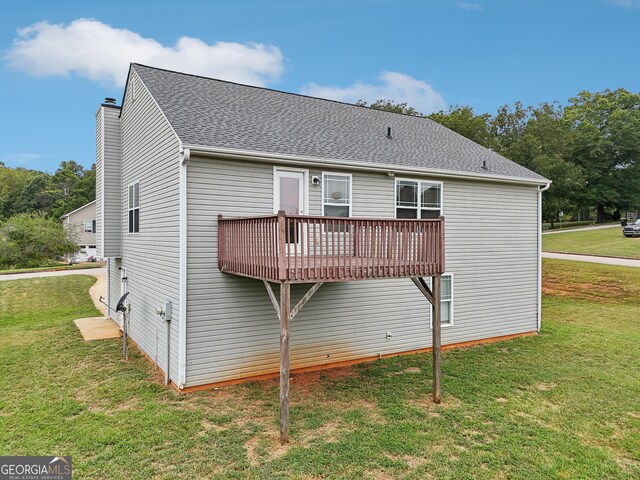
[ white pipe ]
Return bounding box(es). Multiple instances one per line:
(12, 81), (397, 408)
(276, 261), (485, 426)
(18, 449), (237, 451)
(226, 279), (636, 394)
(178, 146), (188, 389)
(106, 257), (111, 318)
(165, 318), (171, 386)
(537, 182), (551, 331)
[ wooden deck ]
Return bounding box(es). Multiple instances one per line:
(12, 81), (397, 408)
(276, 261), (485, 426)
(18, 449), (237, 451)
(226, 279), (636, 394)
(218, 211), (445, 283)
(217, 211), (447, 443)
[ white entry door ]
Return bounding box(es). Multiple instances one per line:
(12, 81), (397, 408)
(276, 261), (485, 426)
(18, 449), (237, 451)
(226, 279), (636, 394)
(274, 168), (307, 253)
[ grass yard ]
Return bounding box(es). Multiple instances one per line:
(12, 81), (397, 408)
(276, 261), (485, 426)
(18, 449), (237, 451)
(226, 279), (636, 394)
(543, 226), (640, 259)
(1, 262), (639, 479)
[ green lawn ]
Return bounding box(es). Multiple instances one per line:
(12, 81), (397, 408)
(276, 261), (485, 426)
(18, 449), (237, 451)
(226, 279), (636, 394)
(1, 264), (639, 479)
(543, 226), (640, 259)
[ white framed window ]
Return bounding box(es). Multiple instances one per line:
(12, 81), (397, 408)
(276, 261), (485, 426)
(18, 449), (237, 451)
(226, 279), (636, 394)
(322, 172), (352, 233)
(84, 219), (96, 233)
(395, 178), (442, 219)
(429, 273), (454, 327)
(322, 172), (352, 218)
(128, 182), (140, 234)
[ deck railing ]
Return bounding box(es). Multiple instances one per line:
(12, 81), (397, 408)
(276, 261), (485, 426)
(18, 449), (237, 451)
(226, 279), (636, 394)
(218, 211), (445, 283)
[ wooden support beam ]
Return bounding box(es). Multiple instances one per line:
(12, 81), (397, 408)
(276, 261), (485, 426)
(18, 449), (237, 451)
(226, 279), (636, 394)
(290, 282), (323, 321)
(277, 210), (287, 281)
(411, 277), (435, 306)
(279, 282), (291, 444)
(432, 275), (442, 404)
(263, 280), (280, 321)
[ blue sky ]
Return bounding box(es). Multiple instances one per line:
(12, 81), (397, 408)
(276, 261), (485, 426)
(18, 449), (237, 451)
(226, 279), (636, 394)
(1, 0), (639, 172)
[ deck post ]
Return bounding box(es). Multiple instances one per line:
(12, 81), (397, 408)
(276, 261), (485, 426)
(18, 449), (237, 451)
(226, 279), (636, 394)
(217, 214), (224, 272)
(432, 274), (442, 404)
(279, 282), (291, 444)
(277, 210), (287, 281)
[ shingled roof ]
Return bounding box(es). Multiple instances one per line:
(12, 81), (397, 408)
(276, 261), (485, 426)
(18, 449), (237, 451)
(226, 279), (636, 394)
(130, 64), (548, 184)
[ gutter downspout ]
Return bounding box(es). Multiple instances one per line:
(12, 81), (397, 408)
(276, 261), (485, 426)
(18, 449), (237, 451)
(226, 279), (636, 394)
(106, 258), (111, 319)
(537, 182), (551, 332)
(178, 146), (190, 389)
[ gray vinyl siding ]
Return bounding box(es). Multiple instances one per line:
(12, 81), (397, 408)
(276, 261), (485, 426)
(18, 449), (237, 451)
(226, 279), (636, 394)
(185, 157), (538, 387)
(117, 70), (181, 383)
(96, 106), (122, 258)
(64, 202), (96, 246)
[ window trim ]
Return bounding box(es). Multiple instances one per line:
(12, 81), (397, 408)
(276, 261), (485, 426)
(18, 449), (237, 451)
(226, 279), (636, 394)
(84, 219), (96, 233)
(394, 177), (444, 219)
(127, 181), (140, 235)
(429, 272), (454, 328)
(321, 171), (352, 218)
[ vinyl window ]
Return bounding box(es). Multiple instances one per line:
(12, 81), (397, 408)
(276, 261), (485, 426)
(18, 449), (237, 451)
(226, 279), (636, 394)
(128, 182), (140, 234)
(395, 179), (442, 219)
(430, 273), (454, 327)
(322, 173), (352, 232)
(84, 219), (96, 233)
(322, 173), (351, 218)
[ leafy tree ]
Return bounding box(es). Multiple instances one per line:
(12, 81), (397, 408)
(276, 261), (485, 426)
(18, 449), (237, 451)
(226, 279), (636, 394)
(490, 101), (532, 158)
(564, 89), (640, 222)
(0, 165), (41, 220)
(45, 161), (96, 219)
(0, 213), (78, 268)
(429, 106), (496, 149)
(14, 174), (52, 214)
(356, 99), (423, 116)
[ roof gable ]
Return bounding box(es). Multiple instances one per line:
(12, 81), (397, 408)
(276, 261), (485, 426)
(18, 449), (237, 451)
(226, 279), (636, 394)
(130, 64), (548, 184)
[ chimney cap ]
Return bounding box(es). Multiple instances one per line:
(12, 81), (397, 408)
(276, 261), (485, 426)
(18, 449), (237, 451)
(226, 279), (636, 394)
(104, 97), (117, 105)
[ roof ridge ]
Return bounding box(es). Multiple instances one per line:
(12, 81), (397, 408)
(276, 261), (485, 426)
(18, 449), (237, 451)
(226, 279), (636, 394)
(128, 63), (549, 184)
(131, 63), (435, 121)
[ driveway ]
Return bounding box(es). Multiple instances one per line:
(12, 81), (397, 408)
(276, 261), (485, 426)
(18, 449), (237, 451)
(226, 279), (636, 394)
(542, 252), (640, 268)
(543, 224), (619, 235)
(0, 267), (106, 282)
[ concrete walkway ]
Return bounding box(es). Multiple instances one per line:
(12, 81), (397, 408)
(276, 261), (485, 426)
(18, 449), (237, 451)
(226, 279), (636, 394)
(0, 267), (106, 282)
(542, 252), (640, 267)
(543, 224), (619, 235)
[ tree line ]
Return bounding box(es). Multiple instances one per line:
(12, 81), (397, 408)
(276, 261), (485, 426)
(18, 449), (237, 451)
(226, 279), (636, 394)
(0, 160), (96, 221)
(0, 160), (95, 268)
(360, 88), (640, 223)
(2, 88), (639, 226)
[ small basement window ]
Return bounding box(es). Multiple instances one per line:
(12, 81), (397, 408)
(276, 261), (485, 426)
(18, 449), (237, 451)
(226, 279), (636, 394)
(430, 273), (454, 327)
(128, 182), (140, 234)
(395, 179), (442, 219)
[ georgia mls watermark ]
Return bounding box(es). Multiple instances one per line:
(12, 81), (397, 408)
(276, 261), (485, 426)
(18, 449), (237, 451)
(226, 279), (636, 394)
(0, 457), (72, 480)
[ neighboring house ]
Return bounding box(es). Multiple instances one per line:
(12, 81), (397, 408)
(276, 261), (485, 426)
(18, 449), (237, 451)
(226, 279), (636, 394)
(61, 200), (97, 262)
(96, 64), (550, 440)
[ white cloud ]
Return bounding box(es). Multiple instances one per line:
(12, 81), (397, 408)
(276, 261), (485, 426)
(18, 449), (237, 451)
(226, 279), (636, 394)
(457, 2), (483, 10)
(301, 72), (446, 114)
(4, 19), (284, 87)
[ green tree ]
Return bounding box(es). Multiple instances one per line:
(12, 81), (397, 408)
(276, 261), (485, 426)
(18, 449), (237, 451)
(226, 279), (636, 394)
(356, 99), (423, 116)
(490, 101), (532, 158)
(564, 89), (640, 222)
(429, 106), (496, 149)
(0, 213), (78, 268)
(14, 174), (52, 214)
(0, 165), (41, 220)
(45, 161), (96, 219)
